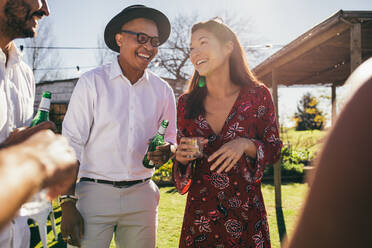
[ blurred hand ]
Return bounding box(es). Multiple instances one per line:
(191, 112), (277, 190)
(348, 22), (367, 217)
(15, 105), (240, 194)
(19, 129), (77, 199)
(175, 137), (208, 165)
(0, 121), (57, 148)
(208, 137), (256, 173)
(147, 142), (173, 167)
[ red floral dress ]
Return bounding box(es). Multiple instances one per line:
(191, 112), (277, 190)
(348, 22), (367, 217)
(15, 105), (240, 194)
(173, 85), (282, 248)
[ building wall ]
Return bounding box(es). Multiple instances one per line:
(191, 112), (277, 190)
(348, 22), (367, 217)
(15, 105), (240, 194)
(34, 78), (78, 108)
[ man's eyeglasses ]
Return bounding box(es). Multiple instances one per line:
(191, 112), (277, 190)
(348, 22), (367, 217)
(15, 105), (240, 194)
(121, 30), (161, 47)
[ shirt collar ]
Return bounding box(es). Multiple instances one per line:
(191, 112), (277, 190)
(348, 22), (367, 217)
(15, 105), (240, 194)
(0, 42), (22, 67)
(109, 57), (149, 85)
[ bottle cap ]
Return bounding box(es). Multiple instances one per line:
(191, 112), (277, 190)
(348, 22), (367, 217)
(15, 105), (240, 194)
(161, 120), (169, 128)
(42, 91), (51, 99)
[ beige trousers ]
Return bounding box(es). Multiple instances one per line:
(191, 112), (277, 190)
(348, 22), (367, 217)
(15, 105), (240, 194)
(69, 179), (160, 248)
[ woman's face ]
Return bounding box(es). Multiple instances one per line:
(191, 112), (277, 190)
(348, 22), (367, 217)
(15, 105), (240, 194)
(189, 28), (232, 77)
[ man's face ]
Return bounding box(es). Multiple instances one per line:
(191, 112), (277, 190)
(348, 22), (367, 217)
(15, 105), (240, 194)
(116, 18), (159, 74)
(2, 0), (49, 38)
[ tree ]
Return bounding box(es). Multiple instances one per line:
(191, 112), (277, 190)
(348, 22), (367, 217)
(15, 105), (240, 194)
(149, 12), (266, 81)
(17, 18), (63, 83)
(95, 32), (117, 66)
(293, 92), (326, 130)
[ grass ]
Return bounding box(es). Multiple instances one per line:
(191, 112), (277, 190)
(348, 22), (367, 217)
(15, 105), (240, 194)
(31, 183), (308, 248)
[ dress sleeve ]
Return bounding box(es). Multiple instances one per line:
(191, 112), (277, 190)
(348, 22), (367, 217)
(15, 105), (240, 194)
(172, 94), (193, 194)
(250, 85), (282, 182)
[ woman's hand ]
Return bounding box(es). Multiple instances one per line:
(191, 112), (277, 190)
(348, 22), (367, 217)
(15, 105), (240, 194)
(175, 137), (208, 165)
(208, 137), (256, 173)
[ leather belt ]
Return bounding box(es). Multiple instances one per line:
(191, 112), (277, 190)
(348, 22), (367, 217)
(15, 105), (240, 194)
(80, 177), (151, 188)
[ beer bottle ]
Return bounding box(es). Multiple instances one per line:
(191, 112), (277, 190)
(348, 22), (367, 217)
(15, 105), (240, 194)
(143, 120), (169, 168)
(30, 91), (51, 127)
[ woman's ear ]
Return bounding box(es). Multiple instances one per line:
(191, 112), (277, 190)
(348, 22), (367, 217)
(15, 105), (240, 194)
(224, 41), (234, 56)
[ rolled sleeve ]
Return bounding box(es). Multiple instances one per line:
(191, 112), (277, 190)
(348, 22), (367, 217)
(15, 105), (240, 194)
(162, 86), (177, 145)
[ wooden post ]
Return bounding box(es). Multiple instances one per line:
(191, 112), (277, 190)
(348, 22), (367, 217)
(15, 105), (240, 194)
(272, 69), (282, 208)
(331, 83), (336, 125)
(350, 23), (362, 73)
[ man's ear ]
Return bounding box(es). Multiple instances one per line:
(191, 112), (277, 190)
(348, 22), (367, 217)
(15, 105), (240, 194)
(115, 33), (123, 47)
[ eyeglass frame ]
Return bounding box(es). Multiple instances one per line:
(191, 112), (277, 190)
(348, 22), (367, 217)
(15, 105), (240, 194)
(120, 30), (161, 47)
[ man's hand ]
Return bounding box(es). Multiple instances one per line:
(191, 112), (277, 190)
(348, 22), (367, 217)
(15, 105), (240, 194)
(147, 142), (174, 167)
(0, 121), (56, 149)
(61, 202), (84, 247)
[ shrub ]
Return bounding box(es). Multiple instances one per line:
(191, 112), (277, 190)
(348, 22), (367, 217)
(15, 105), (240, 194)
(293, 93), (326, 130)
(152, 159), (173, 185)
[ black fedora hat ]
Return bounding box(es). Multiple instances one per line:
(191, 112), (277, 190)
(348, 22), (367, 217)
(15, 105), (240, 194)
(104, 5), (171, 53)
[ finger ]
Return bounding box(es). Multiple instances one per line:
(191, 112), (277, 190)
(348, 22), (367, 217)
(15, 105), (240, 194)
(208, 148), (225, 163)
(149, 150), (167, 156)
(69, 226), (79, 246)
(157, 142), (170, 149)
(210, 153), (229, 171)
(216, 156), (232, 174)
(225, 157), (239, 173)
(180, 137), (193, 145)
(177, 150), (196, 160)
(178, 144), (197, 152)
(217, 156), (234, 174)
(79, 219), (84, 239)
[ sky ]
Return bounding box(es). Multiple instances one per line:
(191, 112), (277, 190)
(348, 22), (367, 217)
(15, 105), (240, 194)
(18, 0), (372, 126)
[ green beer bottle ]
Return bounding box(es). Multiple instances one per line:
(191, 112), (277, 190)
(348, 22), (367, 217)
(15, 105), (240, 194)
(143, 120), (169, 168)
(30, 91), (51, 127)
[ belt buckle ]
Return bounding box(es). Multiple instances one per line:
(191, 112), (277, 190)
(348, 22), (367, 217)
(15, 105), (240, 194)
(113, 181), (128, 188)
(112, 181), (120, 188)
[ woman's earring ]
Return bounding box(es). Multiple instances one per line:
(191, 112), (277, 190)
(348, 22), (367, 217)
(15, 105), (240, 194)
(198, 76), (206, 87)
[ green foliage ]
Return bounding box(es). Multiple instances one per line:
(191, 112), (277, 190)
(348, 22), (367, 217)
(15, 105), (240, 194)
(152, 159), (173, 185)
(293, 92), (326, 131)
(264, 144), (311, 179)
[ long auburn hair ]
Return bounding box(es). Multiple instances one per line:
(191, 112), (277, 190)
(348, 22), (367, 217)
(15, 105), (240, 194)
(185, 19), (261, 119)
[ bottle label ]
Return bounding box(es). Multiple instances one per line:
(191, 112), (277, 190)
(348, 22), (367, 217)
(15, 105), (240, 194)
(158, 126), (166, 135)
(39, 98), (51, 112)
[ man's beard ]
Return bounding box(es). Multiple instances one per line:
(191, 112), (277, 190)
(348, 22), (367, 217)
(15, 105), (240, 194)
(3, 0), (39, 38)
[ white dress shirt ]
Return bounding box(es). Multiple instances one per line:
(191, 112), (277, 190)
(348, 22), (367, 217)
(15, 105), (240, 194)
(0, 42), (35, 143)
(62, 58), (177, 181)
(0, 42), (34, 248)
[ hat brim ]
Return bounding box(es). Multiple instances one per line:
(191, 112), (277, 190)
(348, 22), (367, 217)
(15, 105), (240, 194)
(104, 6), (170, 53)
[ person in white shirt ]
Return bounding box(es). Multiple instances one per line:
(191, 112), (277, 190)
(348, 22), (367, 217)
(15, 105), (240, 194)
(60, 5), (176, 248)
(0, 0), (77, 247)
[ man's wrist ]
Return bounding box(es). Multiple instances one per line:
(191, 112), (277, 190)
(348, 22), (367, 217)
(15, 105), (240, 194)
(59, 194), (78, 206)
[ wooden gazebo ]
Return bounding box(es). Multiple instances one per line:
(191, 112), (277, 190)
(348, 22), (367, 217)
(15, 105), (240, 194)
(252, 10), (372, 207)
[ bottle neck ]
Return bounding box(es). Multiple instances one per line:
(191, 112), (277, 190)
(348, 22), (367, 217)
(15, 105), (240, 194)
(38, 97), (51, 112)
(158, 126), (166, 136)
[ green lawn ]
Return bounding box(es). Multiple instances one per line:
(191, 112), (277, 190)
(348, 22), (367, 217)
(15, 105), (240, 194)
(31, 183), (308, 247)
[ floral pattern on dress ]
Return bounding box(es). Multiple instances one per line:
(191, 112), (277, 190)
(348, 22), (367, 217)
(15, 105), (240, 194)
(173, 85), (282, 247)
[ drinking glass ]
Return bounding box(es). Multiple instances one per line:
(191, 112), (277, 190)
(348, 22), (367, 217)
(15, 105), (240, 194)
(188, 137), (204, 159)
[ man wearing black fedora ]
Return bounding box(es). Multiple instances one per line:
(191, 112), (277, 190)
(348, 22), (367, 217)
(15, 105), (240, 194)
(60, 5), (177, 248)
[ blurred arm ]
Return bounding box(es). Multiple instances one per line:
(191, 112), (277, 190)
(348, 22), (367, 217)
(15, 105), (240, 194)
(0, 130), (77, 231)
(284, 67), (372, 248)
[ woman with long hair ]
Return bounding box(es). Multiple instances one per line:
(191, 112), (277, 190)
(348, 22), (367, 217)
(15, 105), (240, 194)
(173, 19), (282, 247)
